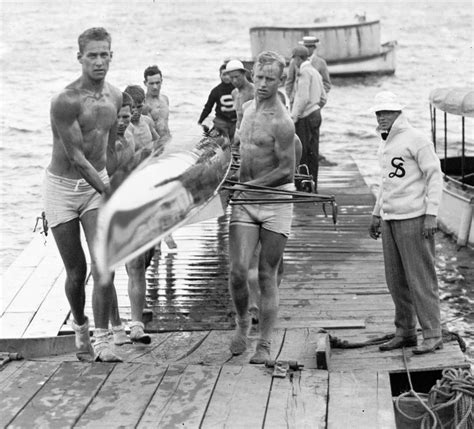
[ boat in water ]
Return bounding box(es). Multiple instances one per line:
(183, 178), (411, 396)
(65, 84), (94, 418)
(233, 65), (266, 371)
(429, 87), (474, 247)
(248, 17), (396, 77)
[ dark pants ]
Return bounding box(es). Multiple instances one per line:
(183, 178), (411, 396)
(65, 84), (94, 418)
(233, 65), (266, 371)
(295, 109), (321, 191)
(213, 117), (236, 143)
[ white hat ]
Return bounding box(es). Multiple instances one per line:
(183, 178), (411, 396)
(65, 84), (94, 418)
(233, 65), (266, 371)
(369, 91), (405, 112)
(298, 36), (319, 47)
(225, 59), (246, 73)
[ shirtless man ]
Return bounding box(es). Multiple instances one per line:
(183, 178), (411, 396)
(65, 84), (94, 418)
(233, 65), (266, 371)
(228, 51), (296, 364)
(225, 60), (255, 151)
(44, 27), (122, 362)
(125, 85), (160, 159)
(143, 65), (171, 140)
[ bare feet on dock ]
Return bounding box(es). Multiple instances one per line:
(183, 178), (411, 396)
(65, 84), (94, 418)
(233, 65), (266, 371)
(249, 339), (271, 364)
(230, 316), (251, 355)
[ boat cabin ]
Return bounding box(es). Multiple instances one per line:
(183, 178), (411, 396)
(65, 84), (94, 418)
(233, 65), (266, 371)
(429, 87), (474, 246)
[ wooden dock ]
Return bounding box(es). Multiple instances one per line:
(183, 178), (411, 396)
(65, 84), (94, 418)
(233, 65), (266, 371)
(1, 158), (470, 428)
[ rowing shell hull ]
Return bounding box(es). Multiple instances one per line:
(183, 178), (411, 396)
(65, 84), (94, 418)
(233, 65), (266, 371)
(96, 133), (231, 273)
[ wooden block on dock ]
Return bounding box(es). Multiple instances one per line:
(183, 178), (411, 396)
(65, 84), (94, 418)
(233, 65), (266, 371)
(315, 332), (331, 370)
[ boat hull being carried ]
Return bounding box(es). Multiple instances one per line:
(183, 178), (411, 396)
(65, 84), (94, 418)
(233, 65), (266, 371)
(96, 132), (231, 273)
(249, 19), (396, 76)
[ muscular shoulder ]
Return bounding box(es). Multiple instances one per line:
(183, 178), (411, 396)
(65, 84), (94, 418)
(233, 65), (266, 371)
(272, 108), (294, 143)
(51, 86), (82, 120)
(106, 82), (123, 109)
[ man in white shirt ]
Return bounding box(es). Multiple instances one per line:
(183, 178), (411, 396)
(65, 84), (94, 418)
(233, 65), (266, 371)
(290, 46), (326, 192)
(368, 91), (443, 355)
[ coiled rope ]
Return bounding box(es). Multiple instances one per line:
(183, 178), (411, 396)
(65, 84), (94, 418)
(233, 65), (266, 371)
(395, 349), (474, 428)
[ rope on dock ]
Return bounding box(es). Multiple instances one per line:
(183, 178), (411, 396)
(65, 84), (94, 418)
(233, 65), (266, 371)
(395, 350), (474, 429)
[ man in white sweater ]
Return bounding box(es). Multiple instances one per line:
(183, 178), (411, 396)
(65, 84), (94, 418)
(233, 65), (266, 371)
(368, 91), (443, 355)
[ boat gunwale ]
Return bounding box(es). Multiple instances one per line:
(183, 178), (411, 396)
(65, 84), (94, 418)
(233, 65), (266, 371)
(249, 19), (380, 32)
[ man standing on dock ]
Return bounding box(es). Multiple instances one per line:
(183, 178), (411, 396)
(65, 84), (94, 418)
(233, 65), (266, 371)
(228, 51), (296, 364)
(290, 45), (326, 193)
(368, 91), (444, 355)
(286, 36), (335, 167)
(43, 27), (122, 362)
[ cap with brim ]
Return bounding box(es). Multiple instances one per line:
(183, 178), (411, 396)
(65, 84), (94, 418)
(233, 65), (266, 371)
(225, 59), (246, 73)
(298, 36), (319, 47)
(292, 46), (309, 58)
(368, 91), (405, 113)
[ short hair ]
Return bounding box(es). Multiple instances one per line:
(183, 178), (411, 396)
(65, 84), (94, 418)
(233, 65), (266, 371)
(124, 85), (145, 104)
(121, 92), (134, 109)
(255, 51), (286, 77)
(78, 27), (111, 53)
(144, 65), (162, 81)
(219, 63), (227, 73)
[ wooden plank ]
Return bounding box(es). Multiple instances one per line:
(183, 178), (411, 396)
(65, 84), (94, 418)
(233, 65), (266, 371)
(0, 335), (76, 358)
(8, 362), (114, 428)
(327, 370), (396, 429)
(276, 328), (324, 369)
(138, 364), (220, 428)
(137, 364), (185, 428)
(0, 312), (35, 338)
(1, 265), (35, 315)
(264, 369), (328, 428)
(22, 270), (69, 338)
(0, 361), (61, 427)
(201, 365), (272, 428)
(177, 330), (234, 365)
(277, 319), (365, 329)
(75, 363), (167, 428)
(329, 341), (469, 372)
(5, 255), (63, 313)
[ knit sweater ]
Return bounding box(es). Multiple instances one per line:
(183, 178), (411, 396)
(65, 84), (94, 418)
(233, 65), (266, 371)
(372, 114), (443, 220)
(198, 81), (236, 124)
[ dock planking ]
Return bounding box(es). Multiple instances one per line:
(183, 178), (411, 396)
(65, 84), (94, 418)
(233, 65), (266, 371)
(1, 159), (470, 428)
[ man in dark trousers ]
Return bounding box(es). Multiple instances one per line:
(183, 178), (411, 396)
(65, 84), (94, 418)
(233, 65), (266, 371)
(290, 45), (325, 193)
(198, 63), (237, 141)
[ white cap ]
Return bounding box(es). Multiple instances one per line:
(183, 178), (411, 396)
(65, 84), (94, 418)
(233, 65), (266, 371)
(298, 36), (319, 47)
(225, 59), (246, 73)
(369, 91), (405, 112)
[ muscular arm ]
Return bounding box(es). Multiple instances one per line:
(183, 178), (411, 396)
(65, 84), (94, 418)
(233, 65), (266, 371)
(106, 120), (119, 177)
(51, 94), (110, 195)
(198, 88), (217, 124)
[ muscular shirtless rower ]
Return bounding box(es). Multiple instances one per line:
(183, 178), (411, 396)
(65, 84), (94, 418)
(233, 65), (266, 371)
(228, 51), (296, 364)
(143, 65), (171, 140)
(44, 27), (122, 361)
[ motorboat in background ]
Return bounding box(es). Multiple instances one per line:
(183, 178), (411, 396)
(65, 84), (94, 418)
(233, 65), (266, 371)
(429, 87), (474, 247)
(248, 17), (397, 77)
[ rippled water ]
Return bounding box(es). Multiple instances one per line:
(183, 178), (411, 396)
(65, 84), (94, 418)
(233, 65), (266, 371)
(1, 1), (473, 351)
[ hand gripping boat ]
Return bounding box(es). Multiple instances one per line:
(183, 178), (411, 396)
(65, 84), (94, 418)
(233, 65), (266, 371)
(96, 132), (231, 274)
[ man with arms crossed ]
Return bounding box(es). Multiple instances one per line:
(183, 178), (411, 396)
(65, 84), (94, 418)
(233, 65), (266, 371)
(228, 51), (296, 364)
(44, 27), (122, 362)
